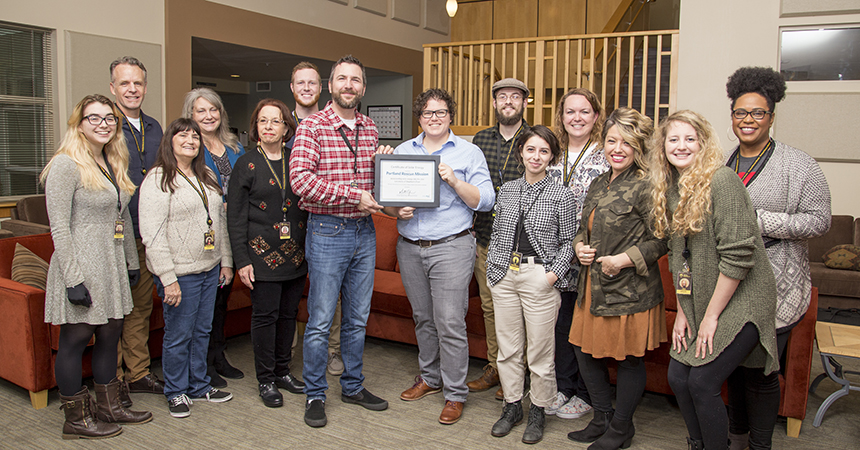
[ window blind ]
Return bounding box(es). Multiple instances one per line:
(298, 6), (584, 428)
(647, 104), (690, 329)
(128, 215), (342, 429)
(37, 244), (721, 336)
(0, 21), (53, 197)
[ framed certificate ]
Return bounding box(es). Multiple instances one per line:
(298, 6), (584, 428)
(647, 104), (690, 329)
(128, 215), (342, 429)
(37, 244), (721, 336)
(375, 154), (441, 207)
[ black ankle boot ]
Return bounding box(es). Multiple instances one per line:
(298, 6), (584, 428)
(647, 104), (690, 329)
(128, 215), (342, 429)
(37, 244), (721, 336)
(491, 400), (523, 437)
(568, 408), (613, 443)
(588, 417), (634, 450)
(687, 437), (705, 450)
(522, 404), (546, 444)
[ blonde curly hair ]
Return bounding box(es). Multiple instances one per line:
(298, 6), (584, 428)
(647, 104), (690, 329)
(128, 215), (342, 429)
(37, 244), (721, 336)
(603, 107), (652, 178)
(649, 110), (723, 238)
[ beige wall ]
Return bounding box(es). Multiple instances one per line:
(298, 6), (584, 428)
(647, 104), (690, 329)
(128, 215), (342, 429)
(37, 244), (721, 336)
(678, 0), (860, 217)
(208, 0), (449, 51)
(4, 0), (166, 130)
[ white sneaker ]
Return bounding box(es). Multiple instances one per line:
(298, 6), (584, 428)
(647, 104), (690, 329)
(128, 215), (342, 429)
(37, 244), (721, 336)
(556, 395), (593, 419)
(545, 391), (570, 416)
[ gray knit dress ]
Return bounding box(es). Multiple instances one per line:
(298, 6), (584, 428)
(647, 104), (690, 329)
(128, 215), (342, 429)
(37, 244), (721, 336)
(44, 154), (138, 325)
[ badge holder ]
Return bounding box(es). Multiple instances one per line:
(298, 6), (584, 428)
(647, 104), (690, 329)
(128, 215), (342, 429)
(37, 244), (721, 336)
(278, 222), (291, 240)
(114, 220), (125, 240)
(509, 251), (522, 272)
(204, 230), (215, 251)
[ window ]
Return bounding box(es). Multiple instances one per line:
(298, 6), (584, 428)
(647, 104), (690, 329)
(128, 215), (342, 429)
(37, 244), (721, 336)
(780, 26), (860, 81)
(0, 21), (53, 197)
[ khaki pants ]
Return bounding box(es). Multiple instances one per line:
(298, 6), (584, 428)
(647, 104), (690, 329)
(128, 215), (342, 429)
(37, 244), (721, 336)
(474, 244), (498, 368)
(490, 260), (560, 407)
(117, 239), (154, 382)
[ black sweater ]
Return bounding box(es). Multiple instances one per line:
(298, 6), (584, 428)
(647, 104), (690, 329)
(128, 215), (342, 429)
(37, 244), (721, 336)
(227, 148), (308, 281)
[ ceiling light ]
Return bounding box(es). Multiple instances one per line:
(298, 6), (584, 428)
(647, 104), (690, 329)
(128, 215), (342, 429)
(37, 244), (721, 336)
(230, 74), (240, 78)
(446, 0), (458, 18)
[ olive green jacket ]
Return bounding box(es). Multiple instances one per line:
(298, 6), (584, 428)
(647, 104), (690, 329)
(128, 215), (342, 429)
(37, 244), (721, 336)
(574, 167), (667, 316)
(667, 166), (778, 373)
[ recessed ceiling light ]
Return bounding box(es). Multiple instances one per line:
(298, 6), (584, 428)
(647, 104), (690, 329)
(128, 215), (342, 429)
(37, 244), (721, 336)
(231, 74), (240, 78)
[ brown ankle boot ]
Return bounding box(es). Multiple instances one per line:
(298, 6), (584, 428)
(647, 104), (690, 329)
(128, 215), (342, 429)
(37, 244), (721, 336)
(118, 378), (133, 408)
(94, 378), (153, 425)
(60, 386), (123, 440)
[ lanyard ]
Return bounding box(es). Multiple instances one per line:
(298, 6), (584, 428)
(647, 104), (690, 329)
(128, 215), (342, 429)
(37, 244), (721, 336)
(563, 138), (592, 187)
(514, 180), (546, 253)
(498, 123), (524, 190)
(337, 126), (359, 177)
(119, 110), (147, 176)
(731, 138), (774, 186)
(176, 169), (213, 229)
(258, 144), (289, 221)
(96, 156), (122, 215)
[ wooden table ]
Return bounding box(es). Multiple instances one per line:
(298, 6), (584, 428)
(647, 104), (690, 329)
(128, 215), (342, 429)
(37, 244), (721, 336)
(810, 321), (860, 427)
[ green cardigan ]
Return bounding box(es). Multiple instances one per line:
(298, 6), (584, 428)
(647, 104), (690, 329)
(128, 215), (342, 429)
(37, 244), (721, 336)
(667, 166), (778, 374)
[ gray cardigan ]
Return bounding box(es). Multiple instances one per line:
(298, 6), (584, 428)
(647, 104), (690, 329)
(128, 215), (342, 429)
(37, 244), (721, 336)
(726, 139), (831, 329)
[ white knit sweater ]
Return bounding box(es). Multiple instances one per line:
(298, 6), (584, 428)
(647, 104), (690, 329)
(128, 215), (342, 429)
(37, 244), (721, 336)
(139, 167), (232, 286)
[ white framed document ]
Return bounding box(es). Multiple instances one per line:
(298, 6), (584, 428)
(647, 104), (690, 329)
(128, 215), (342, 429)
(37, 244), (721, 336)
(374, 154), (441, 207)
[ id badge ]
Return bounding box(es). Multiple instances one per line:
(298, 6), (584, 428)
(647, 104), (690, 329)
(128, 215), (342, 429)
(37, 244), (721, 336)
(509, 251), (522, 272)
(204, 230), (215, 251)
(350, 180), (358, 188)
(278, 222), (291, 240)
(114, 220), (124, 239)
(676, 269), (692, 296)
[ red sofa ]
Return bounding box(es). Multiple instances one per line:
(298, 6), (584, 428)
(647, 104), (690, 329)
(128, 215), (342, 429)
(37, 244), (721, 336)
(0, 232), (253, 409)
(297, 212), (488, 359)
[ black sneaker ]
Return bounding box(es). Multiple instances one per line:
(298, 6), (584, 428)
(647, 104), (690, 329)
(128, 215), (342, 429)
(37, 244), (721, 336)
(304, 399), (327, 428)
(193, 387), (232, 403)
(168, 394), (192, 418)
(341, 388), (388, 411)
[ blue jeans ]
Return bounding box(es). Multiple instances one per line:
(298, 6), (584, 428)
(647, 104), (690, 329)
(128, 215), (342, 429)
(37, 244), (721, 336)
(303, 213), (375, 400)
(156, 265), (219, 400)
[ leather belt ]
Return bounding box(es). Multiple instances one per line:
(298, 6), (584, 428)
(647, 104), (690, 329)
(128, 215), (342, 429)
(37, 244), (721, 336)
(523, 256), (552, 265)
(402, 229), (470, 248)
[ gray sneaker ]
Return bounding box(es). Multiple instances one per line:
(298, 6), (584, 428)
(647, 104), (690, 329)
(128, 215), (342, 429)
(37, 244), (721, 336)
(327, 351), (344, 376)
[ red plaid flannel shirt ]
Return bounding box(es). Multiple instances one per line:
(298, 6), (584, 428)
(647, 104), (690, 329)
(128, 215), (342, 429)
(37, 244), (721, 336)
(289, 103), (379, 218)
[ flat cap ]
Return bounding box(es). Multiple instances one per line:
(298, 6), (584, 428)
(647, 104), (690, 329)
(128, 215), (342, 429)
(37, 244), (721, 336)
(491, 78), (530, 97)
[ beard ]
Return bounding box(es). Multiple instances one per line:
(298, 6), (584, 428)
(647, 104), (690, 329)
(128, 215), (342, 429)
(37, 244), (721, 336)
(293, 90), (320, 108)
(495, 104), (524, 126)
(332, 88), (362, 110)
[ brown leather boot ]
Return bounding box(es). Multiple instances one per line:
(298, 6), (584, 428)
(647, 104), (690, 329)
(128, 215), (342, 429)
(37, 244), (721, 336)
(60, 386), (123, 440)
(94, 378), (153, 425)
(467, 364), (500, 392)
(118, 378), (133, 408)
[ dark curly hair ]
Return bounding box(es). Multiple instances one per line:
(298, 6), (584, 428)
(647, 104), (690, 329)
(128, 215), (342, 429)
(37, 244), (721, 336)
(412, 88), (456, 121)
(726, 66), (786, 111)
(514, 125), (562, 166)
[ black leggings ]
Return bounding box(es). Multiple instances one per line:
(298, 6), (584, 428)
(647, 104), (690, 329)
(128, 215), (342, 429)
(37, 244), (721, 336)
(556, 292), (590, 404)
(668, 322), (766, 450)
(726, 321), (794, 449)
(55, 319), (124, 396)
(574, 346), (645, 422)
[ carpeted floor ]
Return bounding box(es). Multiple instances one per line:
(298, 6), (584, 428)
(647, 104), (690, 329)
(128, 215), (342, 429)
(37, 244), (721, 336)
(2, 333), (859, 449)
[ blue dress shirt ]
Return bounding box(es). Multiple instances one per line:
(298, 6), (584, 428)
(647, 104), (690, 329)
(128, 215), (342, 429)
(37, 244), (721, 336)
(393, 131), (494, 241)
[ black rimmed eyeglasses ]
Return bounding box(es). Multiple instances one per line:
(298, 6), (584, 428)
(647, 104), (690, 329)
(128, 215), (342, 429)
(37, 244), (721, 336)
(731, 108), (771, 120)
(421, 109), (449, 119)
(83, 114), (119, 126)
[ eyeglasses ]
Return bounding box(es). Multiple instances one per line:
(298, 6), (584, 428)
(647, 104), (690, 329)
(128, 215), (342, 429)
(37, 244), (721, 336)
(732, 108), (771, 120)
(83, 114), (119, 126)
(257, 118), (286, 126)
(496, 93), (522, 102)
(420, 109), (449, 119)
